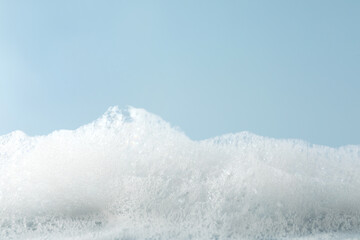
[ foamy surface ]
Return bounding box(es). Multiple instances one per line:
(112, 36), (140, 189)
(1, 107), (359, 239)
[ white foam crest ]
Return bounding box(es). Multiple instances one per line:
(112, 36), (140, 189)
(0, 106), (360, 239)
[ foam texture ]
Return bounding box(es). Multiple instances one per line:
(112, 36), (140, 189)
(1, 107), (360, 239)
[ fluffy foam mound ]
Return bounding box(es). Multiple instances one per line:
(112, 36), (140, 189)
(1, 107), (360, 239)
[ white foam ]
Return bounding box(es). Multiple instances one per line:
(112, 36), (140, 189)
(1, 106), (360, 239)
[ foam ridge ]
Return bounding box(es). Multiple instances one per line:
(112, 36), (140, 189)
(0, 106), (360, 239)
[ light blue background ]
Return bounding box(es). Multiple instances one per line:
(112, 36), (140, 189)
(0, 0), (359, 147)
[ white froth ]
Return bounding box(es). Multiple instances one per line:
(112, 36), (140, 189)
(0, 106), (359, 239)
